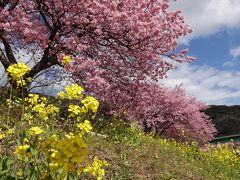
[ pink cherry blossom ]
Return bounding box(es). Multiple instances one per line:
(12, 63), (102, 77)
(0, 0), (215, 143)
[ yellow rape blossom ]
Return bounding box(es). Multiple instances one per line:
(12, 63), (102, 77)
(68, 104), (87, 117)
(30, 102), (59, 120)
(7, 63), (31, 87)
(23, 138), (29, 143)
(49, 162), (59, 172)
(41, 134), (58, 151)
(61, 56), (72, 65)
(47, 104), (59, 116)
(83, 157), (108, 180)
(49, 134), (88, 173)
(32, 103), (48, 120)
(65, 132), (74, 139)
(81, 96), (99, 113)
(0, 133), (5, 140)
(77, 120), (92, 134)
(26, 94), (39, 106)
(16, 79), (26, 86)
(6, 99), (13, 108)
(57, 84), (84, 100)
(23, 113), (33, 123)
(28, 126), (44, 136)
(15, 144), (30, 158)
(0, 128), (6, 140)
(7, 63), (31, 80)
(7, 128), (14, 135)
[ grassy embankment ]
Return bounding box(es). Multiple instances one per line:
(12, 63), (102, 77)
(0, 89), (240, 180)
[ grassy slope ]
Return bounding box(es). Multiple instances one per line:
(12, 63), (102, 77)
(88, 119), (240, 180)
(0, 91), (240, 180)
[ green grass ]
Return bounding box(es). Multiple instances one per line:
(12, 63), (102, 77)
(85, 117), (240, 180)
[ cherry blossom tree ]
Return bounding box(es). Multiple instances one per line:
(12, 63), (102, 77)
(0, 0), (192, 88)
(91, 80), (217, 144)
(124, 84), (217, 144)
(0, 0), (216, 142)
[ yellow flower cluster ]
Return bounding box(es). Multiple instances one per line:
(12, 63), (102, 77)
(32, 103), (48, 119)
(32, 104), (59, 120)
(41, 134), (58, 151)
(7, 128), (14, 135)
(15, 144), (30, 159)
(58, 84), (84, 100)
(26, 93), (40, 106)
(0, 128), (14, 140)
(49, 133), (88, 173)
(47, 104), (60, 116)
(81, 96), (99, 113)
(77, 120), (93, 134)
(84, 157), (108, 180)
(61, 55), (72, 66)
(58, 84), (99, 120)
(199, 144), (240, 166)
(68, 104), (87, 117)
(24, 94), (59, 121)
(3, 80), (107, 179)
(28, 126), (44, 136)
(6, 63), (31, 86)
(0, 129), (5, 140)
(6, 99), (13, 108)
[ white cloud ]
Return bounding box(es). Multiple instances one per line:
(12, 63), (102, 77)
(222, 46), (240, 67)
(230, 46), (240, 58)
(162, 63), (240, 105)
(222, 60), (238, 67)
(170, 0), (240, 44)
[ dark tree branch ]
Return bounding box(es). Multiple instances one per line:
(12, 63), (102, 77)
(0, 0), (7, 7)
(0, 34), (17, 65)
(0, 48), (10, 70)
(36, 0), (54, 31)
(9, 0), (19, 10)
(24, 16), (63, 79)
(39, 11), (53, 31)
(0, 0), (19, 10)
(25, 54), (61, 79)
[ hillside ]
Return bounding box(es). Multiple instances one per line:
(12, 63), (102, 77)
(0, 85), (240, 179)
(0, 90), (240, 179)
(204, 105), (240, 137)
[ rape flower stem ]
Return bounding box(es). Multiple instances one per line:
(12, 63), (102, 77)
(7, 86), (13, 125)
(21, 78), (25, 118)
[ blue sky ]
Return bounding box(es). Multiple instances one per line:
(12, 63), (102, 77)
(185, 30), (240, 70)
(162, 0), (240, 105)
